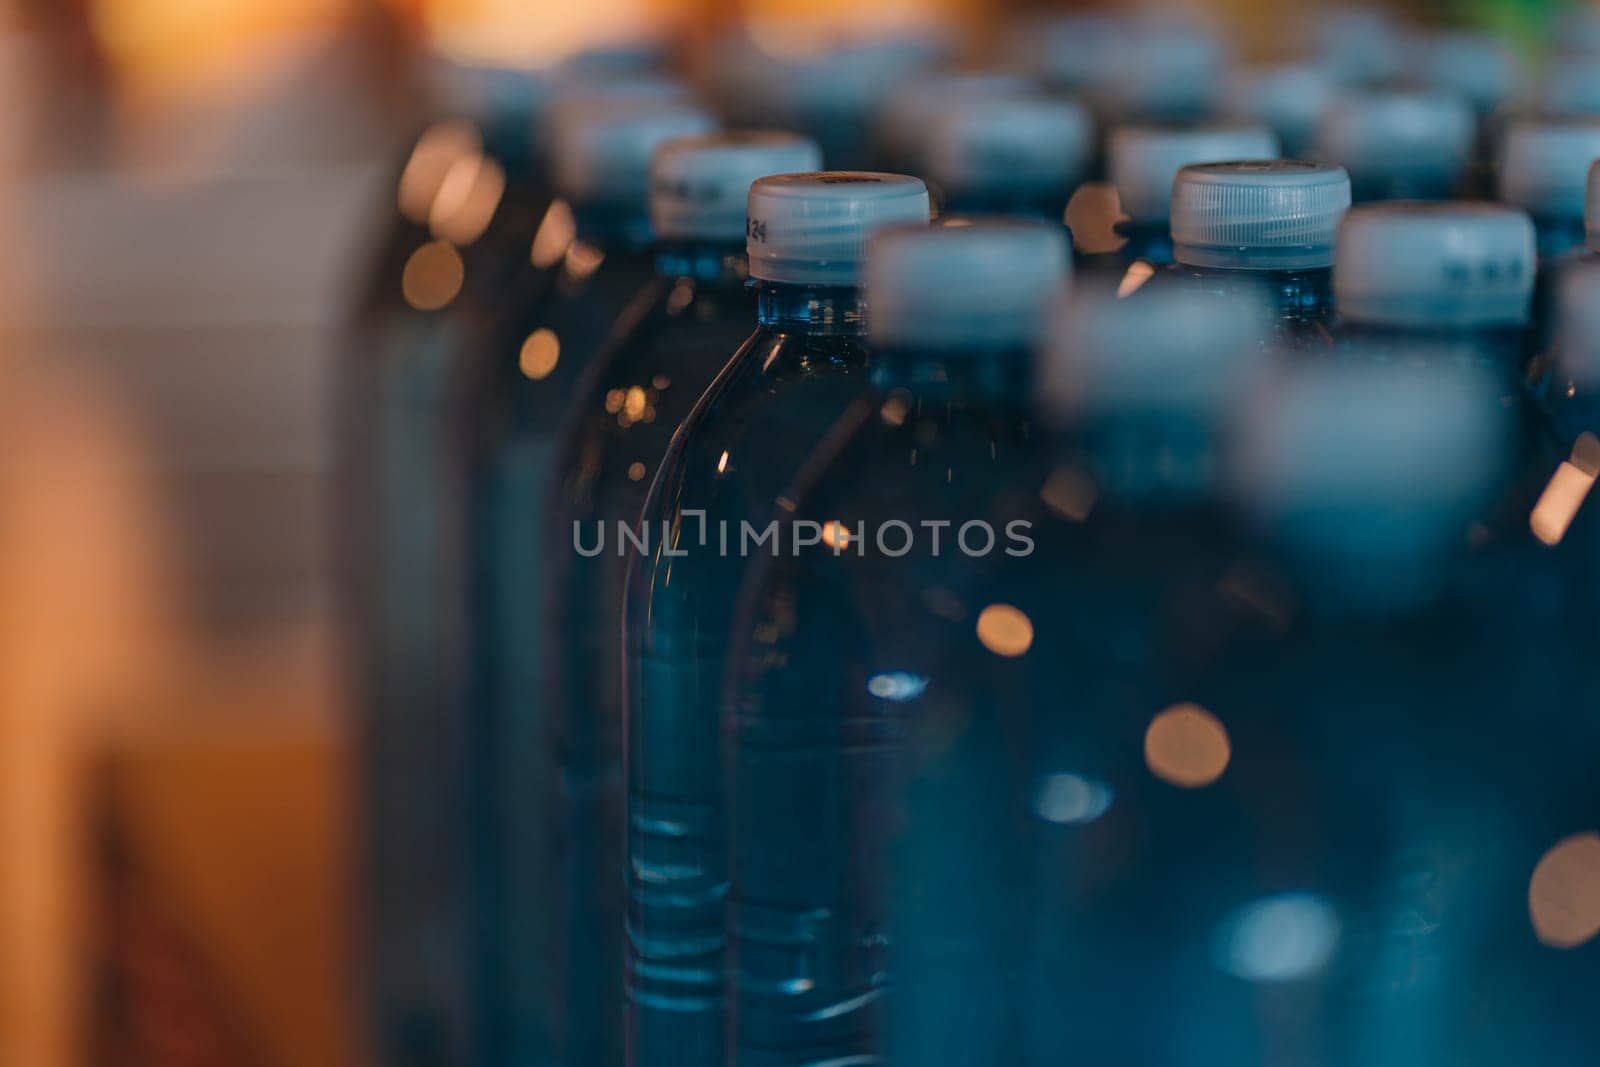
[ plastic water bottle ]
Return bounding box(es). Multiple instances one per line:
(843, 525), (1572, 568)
(1085, 12), (1230, 124)
(347, 61), (559, 1067)
(468, 94), (716, 1067)
(1167, 159), (1350, 348)
(1417, 31), (1523, 118)
(720, 219), (1068, 1066)
(1310, 7), (1405, 87)
(1314, 91), (1475, 201)
(1498, 119), (1600, 349)
(1102, 124), (1279, 271)
(920, 95), (1094, 220)
(1333, 202), (1536, 382)
(1535, 259), (1600, 448)
(1222, 63), (1336, 159)
(622, 171), (930, 1066)
(536, 127), (819, 1063)
(886, 284), (1272, 1064)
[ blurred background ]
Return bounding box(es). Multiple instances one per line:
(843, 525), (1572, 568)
(0, 0), (1582, 1064)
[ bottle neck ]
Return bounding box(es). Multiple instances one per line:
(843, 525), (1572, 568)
(1179, 263), (1335, 321)
(652, 239), (749, 285)
(1112, 220), (1174, 265)
(754, 279), (868, 336)
(867, 344), (1033, 407)
(1533, 215), (1588, 263)
(1337, 320), (1528, 372)
(940, 188), (1069, 224)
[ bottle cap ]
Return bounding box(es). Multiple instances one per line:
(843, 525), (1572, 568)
(1171, 160), (1350, 270)
(1499, 120), (1600, 221)
(1420, 31), (1523, 115)
(1310, 8), (1404, 87)
(650, 132), (822, 241)
(1334, 202), (1535, 327)
(1041, 283), (1270, 421)
(1109, 124), (1280, 224)
(1233, 361), (1504, 611)
(922, 96), (1094, 206)
(1535, 56), (1600, 118)
(746, 172), (930, 284)
(1088, 15), (1229, 121)
(867, 219), (1070, 348)
(876, 71), (1033, 168)
(1222, 64), (1336, 158)
(1314, 91), (1474, 198)
(1004, 13), (1125, 93)
(548, 99), (717, 205)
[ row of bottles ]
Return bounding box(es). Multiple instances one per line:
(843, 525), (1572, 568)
(342, 22), (1600, 1067)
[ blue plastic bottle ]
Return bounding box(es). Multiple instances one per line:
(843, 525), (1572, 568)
(537, 128), (820, 1061)
(347, 63), (558, 1067)
(1539, 259), (1600, 448)
(723, 220), (1069, 1066)
(1499, 119), (1600, 349)
(1166, 159), (1350, 348)
(1099, 124), (1279, 274)
(920, 95), (1094, 220)
(469, 94), (716, 1067)
(1314, 91), (1475, 201)
(887, 284), (1278, 1064)
(622, 172), (929, 1066)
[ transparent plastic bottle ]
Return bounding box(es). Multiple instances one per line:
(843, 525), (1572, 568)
(920, 95), (1094, 220)
(1099, 124), (1279, 274)
(1498, 120), (1600, 348)
(1314, 91), (1474, 201)
(887, 285), (1276, 1064)
(1166, 160), (1351, 349)
(346, 63), (561, 1067)
(722, 220), (1069, 1066)
(622, 172), (930, 1066)
(537, 128), (820, 1062)
(469, 95), (716, 1067)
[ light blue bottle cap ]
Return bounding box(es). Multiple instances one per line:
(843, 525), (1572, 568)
(707, 32), (943, 130)
(746, 172), (930, 285)
(1420, 31), (1523, 115)
(549, 98), (717, 204)
(1314, 91), (1474, 193)
(651, 132), (822, 241)
(877, 71), (1034, 167)
(923, 96), (1094, 202)
(866, 219), (1070, 348)
(1222, 64), (1336, 158)
(1109, 124), (1281, 224)
(1004, 13), (1125, 93)
(1499, 119), (1600, 220)
(1334, 202), (1535, 327)
(1041, 284), (1270, 421)
(1089, 14), (1229, 121)
(1310, 8), (1405, 87)
(1171, 160), (1351, 270)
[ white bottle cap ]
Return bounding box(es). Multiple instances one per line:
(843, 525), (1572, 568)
(1420, 31), (1523, 115)
(1558, 260), (1600, 388)
(1588, 160), (1600, 251)
(876, 71), (1034, 168)
(1222, 64), (1336, 158)
(650, 132), (822, 242)
(1041, 283), (1270, 422)
(922, 96), (1094, 205)
(1314, 91), (1474, 197)
(1233, 361), (1504, 610)
(1087, 14), (1229, 121)
(1171, 160), (1351, 270)
(1310, 8), (1405, 87)
(1003, 13), (1124, 93)
(1499, 120), (1600, 221)
(746, 172), (931, 285)
(548, 99), (717, 205)
(1108, 124), (1281, 224)
(708, 32), (942, 136)
(1334, 202), (1535, 327)
(866, 219), (1070, 349)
